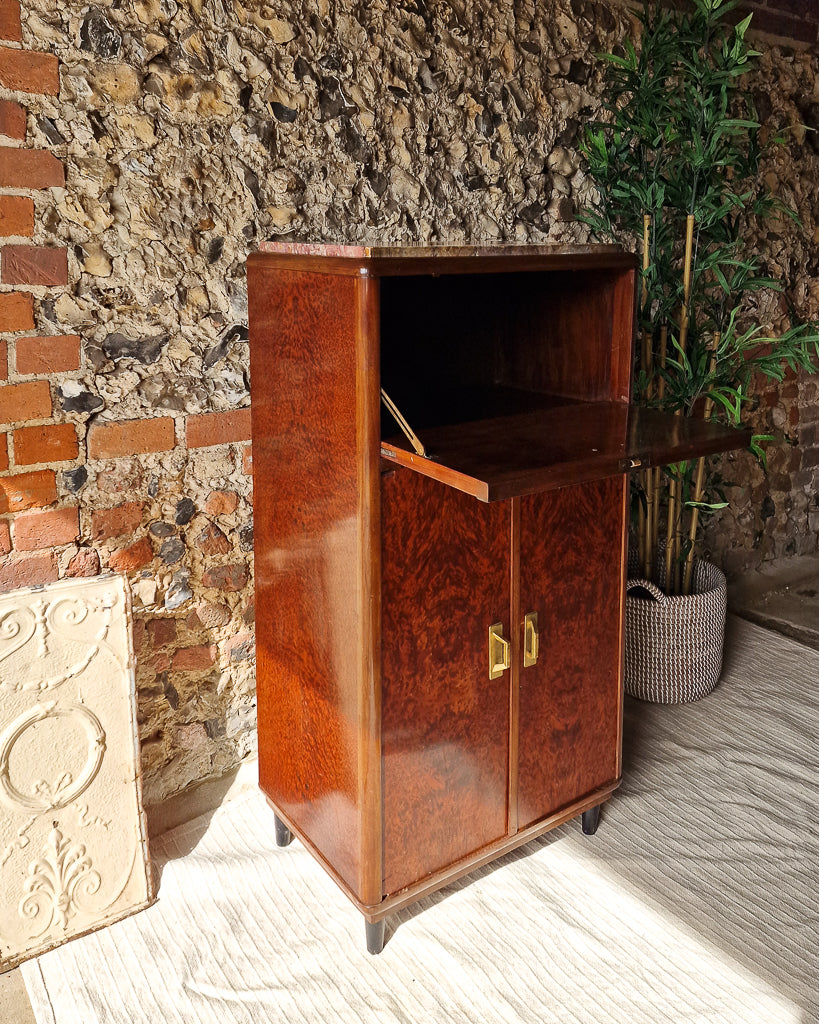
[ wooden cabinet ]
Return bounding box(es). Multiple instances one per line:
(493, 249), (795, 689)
(247, 244), (749, 953)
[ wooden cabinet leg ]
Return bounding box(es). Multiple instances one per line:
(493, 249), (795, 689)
(365, 919), (386, 955)
(274, 814), (292, 847)
(581, 805), (601, 835)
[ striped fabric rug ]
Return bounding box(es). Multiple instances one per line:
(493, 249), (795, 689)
(21, 617), (819, 1024)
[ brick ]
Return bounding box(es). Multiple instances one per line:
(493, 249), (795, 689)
(766, 0), (819, 21)
(0, 550), (57, 592)
(0, 380), (51, 425)
(185, 600), (230, 629)
(0, 0), (21, 42)
(2, 245), (68, 286)
(0, 469), (56, 513)
(13, 422), (78, 465)
(0, 98), (24, 139)
(0, 430), (6, 471)
(65, 547), (100, 577)
(174, 722), (209, 751)
(13, 505), (78, 550)
(0, 46), (59, 95)
(202, 562), (249, 592)
(15, 335), (81, 375)
(106, 536), (154, 572)
(87, 417), (175, 460)
(747, 8), (815, 41)
(196, 522), (231, 556)
(0, 339), (5, 380)
(0, 291), (34, 331)
(0, 196), (33, 237)
(0, 518), (9, 553)
(0, 148), (64, 188)
(172, 644), (217, 672)
(149, 651), (170, 674)
(802, 447), (819, 471)
(223, 631), (255, 663)
(242, 445), (252, 474)
(147, 617), (177, 648)
(90, 501), (144, 541)
(186, 407), (252, 449)
(204, 489), (239, 516)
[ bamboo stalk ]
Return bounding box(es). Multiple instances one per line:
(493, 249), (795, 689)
(639, 214), (652, 577)
(640, 214), (651, 394)
(664, 472), (678, 593)
(682, 333), (720, 595)
(678, 213), (695, 357)
(642, 472), (653, 578)
(666, 215), (696, 592)
(649, 325), (668, 583)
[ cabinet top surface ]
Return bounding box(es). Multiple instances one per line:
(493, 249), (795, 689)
(253, 242), (635, 275)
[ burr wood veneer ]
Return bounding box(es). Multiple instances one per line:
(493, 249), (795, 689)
(247, 243), (751, 954)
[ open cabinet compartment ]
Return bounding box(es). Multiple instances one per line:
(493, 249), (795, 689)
(376, 266), (750, 501)
(247, 243), (751, 952)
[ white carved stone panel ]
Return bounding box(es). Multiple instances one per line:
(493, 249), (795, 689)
(0, 575), (153, 972)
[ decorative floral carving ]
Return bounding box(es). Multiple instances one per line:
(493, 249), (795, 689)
(0, 575), (151, 971)
(19, 827), (102, 936)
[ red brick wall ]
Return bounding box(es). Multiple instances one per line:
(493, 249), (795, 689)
(0, 0), (254, 596)
(743, 0), (819, 44)
(660, 0), (819, 43)
(0, 0), (64, 584)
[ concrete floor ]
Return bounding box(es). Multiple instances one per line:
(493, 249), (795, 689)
(727, 554), (819, 653)
(1, 965), (36, 1024)
(2, 555), (817, 1022)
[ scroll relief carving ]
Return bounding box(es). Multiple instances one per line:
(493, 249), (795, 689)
(0, 590), (122, 694)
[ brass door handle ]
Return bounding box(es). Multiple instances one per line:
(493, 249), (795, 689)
(488, 623), (510, 680)
(523, 612), (539, 668)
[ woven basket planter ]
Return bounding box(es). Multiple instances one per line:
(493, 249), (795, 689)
(624, 556), (727, 704)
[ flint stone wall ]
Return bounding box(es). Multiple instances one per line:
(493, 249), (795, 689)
(5, 0), (817, 805)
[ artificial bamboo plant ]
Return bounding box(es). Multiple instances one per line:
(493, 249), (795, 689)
(580, 0), (819, 595)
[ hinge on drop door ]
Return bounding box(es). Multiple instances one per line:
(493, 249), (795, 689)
(380, 388), (427, 458)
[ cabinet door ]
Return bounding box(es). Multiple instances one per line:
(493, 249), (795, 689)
(381, 469), (511, 896)
(517, 476), (626, 829)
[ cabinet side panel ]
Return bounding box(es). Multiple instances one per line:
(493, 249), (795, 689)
(248, 262), (370, 900)
(517, 476), (626, 827)
(381, 469), (511, 896)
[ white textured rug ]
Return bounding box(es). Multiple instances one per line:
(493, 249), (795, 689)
(21, 617), (819, 1024)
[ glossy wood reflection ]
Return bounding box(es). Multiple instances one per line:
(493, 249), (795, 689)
(517, 477), (626, 827)
(381, 468), (511, 895)
(248, 263), (379, 902)
(380, 403), (752, 503)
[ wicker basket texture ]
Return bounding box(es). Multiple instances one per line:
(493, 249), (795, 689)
(625, 554), (727, 704)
